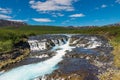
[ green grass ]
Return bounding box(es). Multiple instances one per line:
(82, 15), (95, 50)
(0, 40), (13, 52)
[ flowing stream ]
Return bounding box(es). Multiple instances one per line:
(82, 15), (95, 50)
(0, 34), (113, 80)
(0, 36), (73, 80)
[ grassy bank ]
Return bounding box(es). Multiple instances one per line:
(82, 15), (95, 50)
(98, 68), (120, 80)
(0, 49), (30, 70)
(98, 40), (120, 80)
(110, 41), (120, 67)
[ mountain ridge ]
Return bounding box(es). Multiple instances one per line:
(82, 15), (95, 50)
(0, 19), (27, 27)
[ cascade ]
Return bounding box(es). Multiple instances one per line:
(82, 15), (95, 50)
(0, 34), (112, 80)
(0, 35), (73, 80)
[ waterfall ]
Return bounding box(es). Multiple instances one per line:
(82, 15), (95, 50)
(0, 35), (73, 80)
(28, 37), (68, 52)
(28, 40), (47, 51)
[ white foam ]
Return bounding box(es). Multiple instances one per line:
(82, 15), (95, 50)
(85, 37), (102, 49)
(28, 40), (46, 51)
(75, 37), (102, 49)
(31, 54), (49, 59)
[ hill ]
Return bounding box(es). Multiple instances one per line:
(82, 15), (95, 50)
(0, 19), (27, 27)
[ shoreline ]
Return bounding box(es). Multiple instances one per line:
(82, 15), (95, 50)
(0, 49), (30, 71)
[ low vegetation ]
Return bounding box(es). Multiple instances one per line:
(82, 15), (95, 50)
(0, 40), (13, 52)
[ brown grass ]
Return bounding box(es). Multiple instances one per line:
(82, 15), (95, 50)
(98, 68), (120, 80)
(110, 41), (120, 68)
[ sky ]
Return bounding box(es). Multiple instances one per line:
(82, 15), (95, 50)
(0, 0), (120, 26)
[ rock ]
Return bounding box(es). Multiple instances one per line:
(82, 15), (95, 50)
(14, 40), (30, 49)
(0, 49), (30, 71)
(36, 58), (99, 80)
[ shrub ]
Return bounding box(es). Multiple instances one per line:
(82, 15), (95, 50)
(0, 40), (13, 52)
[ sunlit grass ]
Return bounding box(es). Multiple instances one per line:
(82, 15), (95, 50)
(98, 68), (120, 80)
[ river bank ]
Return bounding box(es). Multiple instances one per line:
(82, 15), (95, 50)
(0, 49), (30, 71)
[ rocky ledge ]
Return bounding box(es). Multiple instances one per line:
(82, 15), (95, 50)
(0, 49), (30, 71)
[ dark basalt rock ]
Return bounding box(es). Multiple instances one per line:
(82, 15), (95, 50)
(65, 47), (113, 63)
(14, 41), (30, 49)
(0, 50), (22, 61)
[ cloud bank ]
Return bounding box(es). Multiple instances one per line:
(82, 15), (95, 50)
(29, 0), (77, 12)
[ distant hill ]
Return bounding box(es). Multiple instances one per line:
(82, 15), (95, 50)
(105, 22), (120, 27)
(0, 19), (27, 27)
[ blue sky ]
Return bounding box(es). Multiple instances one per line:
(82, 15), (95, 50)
(0, 0), (120, 26)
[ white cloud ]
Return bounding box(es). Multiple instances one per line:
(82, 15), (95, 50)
(95, 4), (107, 10)
(69, 13), (85, 17)
(29, 0), (77, 12)
(7, 19), (28, 22)
(0, 7), (12, 14)
(0, 14), (12, 19)
(52, 13), (64, 17)
(56, 13), (64, 17)
(116, 0), (120, 4)
(101, 4), (107, 8)
(32, 18), (53, 22)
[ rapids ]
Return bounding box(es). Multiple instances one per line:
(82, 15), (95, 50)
(0, 35), (73, 80)
(0, 34), (112, 80)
